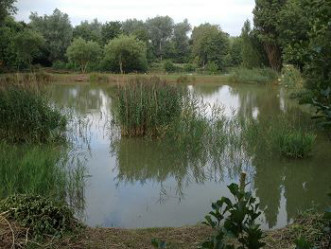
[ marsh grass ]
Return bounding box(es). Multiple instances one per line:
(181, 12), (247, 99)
(241, 113), (316, 159)
(0, 83), (66, 143)
(229, 67), (278, 84)
(115, 77), (183, 137)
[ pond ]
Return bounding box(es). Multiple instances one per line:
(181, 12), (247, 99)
(49, 82), (331, 230)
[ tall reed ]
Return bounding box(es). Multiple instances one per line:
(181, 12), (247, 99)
(115, 77), (183, 137)
(0, 83), (66, 143)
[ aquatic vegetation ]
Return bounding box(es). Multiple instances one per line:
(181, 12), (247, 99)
(241, 113), (316, 159)
(0, 83), (66, 143)
(0, 142), (86, 205)
(114, 77), (183, 137)
(229, 67), (278, 84)
(281, 64), (303, 89)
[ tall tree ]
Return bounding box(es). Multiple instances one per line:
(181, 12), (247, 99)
(73, 19), (102, 44)
(101, 21), (122, 45)
(241, 20), (267, 68)
(192, 23), (230, 70)
(0, 18), (44, 70)
(172, 19), (191, 63)
(29, 9), (73, 63)
(253, 0), (287, 71)
(0, 0), (17, 23)
(122, 19), (148, 42)
(104, 35), (147, 73)
(146, 16), (174, 61)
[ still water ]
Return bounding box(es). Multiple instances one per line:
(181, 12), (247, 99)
(50, 82), (331, 230)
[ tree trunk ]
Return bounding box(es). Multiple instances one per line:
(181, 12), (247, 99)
(119, 55), (123, 74)
(264, 42), (282, 72)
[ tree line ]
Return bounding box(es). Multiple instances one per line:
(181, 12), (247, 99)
(0, 0), (330, 92)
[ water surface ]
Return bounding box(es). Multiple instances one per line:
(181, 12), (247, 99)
(50, 82), (331, 230)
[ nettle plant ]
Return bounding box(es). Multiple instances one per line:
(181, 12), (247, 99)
(202, 173), (265, 249)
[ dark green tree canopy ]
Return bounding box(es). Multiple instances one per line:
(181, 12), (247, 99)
(101, 21), (122, 45)
(192, 23), (230, 70)
(146, 16), (174, 60)
(73, 19), (102, 44)
(29, 9), (73, 62)
(0, 0), (17, 23)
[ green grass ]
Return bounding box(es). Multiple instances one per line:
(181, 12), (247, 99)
(229, 67), (278, 84)
(0, 84), (66, 143)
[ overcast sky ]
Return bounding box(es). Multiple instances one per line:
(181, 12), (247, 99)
(14, 0), (255, 36)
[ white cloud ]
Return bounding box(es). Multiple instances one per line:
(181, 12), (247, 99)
(15, 0), (255, 36)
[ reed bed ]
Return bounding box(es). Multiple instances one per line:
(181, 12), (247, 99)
(115, 77), (183, 137)
(0, 82), (66, 143)
(229, 67), (278, 84)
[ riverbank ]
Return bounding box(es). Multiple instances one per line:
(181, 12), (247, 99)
(1, 210), (327, 249)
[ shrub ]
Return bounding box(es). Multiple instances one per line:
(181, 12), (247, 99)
(229, 68), (278, 84)
(202, 173), (265, 249)
(184, 63), (196, 72)
(0, 84), (66, 143)
(207, 61), (218, 74)
(163, 60), (177, 73)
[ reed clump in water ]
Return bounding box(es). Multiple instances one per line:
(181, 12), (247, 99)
(115, 77), (183, 137)
(0, 82), (66, 143)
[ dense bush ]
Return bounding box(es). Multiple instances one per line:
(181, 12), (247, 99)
(163, 60), (177, 73)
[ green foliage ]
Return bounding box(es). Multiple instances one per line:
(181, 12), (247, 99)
(0, 143), (66, 198)
(172, 19), (191, 63)
(101, 21), (123, 45)
(240, 20), (267, 69)
(192, 23), (230, 71)
(207, 62), (218, 74)
(104, 35), (147, 73)
(73, 19), (102, 43)
(0, 17), (44, 71)
(184, 63), (196, 72)
(163, 60), (177, 72)
(229, 68), (278, 84)
(227, 37), (243, 67)
(146, 16), (174, 60)
(312, 87), (331, 130)
(274, 130), (316, 159)
(0, 195), (79, 239)
(242, 113), (316, 159)
(281, 65), (303, 88)
(0, 84), (66, 143)
(66, 37), (102, 73)
(122, 19), (149, 42)
(253, 0), (285, 71)
(202, 180), (265, 249)
(0, 0), (17, 22)
(114, 77), (183, 137)
(29, 9), (73, 62)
